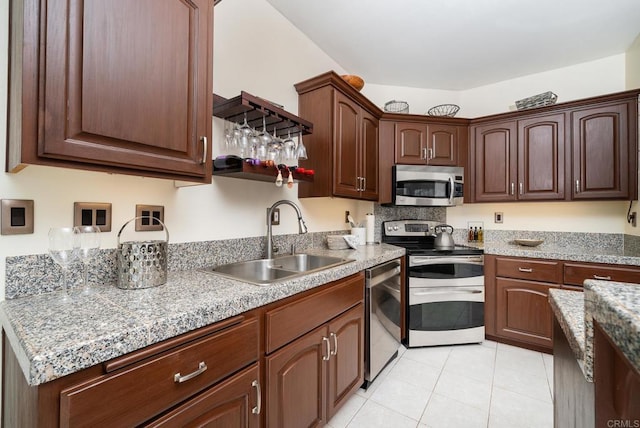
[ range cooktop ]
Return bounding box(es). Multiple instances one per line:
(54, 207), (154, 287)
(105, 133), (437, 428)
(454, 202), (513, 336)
(381, 220), (483, 256)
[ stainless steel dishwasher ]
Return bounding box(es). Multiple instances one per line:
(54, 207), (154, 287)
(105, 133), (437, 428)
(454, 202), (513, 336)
(363, 258), (402, 388)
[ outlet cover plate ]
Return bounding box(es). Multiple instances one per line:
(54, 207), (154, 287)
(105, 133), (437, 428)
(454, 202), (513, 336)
(1, 199), (34, 235)
(73, 202), (112, 232)
(135, 205), (165, 231)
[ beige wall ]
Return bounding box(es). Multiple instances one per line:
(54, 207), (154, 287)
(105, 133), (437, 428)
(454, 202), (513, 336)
(624, 31), (640, 236)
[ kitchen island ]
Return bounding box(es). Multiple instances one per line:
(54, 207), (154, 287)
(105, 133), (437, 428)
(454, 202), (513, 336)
(549, 279), (640, 427)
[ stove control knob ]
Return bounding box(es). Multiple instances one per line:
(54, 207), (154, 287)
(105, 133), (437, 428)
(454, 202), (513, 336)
(393, 226), (399, 231)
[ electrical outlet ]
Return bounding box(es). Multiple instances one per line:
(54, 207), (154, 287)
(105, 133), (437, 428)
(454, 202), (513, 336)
(494, 212), (504, 223)
(267, 208), (280, 225)
(74, 202), (112, 232)
(135, 205), (165, 231)
(1, 199), (34, 235)
(345, 211), (350, 223)
(630, 211), (637, 227)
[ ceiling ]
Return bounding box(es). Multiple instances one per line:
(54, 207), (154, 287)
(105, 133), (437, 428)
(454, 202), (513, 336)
(265, 0), (640, 90)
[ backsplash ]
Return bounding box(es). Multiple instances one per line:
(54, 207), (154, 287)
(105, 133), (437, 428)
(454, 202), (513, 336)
(5, 230), (347, 300)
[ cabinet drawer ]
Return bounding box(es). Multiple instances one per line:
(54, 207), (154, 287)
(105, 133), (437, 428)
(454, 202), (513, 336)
(564, 263), (640, 287)
(266, 272), (364, 354)
(60, 317), (259, 427)
(496, 257), (561, 283)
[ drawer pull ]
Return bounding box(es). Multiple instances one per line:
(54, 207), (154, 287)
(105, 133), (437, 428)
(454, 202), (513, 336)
(173, 361), (207, 383)
(593, 274), (612, 280)
(322, 336), (331, 361)
(251, 380), (262, 415)
(518, 267), (533, 273)
(330, 332), (338, 356)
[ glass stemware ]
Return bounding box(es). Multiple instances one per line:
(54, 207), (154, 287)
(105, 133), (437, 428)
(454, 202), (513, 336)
(282, 131), (296, 162)
(48, 227), (80, 301)
(76, 226), (101, 294)
(296, 132), (308, 160)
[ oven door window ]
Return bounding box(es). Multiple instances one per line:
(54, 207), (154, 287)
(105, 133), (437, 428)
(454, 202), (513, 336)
(396, 179), (450, 200)
(409, 300), (484, 331)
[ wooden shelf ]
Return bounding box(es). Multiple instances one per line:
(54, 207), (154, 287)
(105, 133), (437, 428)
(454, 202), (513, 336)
(213, 92), (313, 138)
(213, 163), (314, 183)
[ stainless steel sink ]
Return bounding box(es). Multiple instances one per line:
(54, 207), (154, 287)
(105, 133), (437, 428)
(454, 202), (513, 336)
(203, 254), (353, 285)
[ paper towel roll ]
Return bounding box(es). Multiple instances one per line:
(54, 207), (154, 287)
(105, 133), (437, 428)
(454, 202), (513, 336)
(365, 213), (375, 244)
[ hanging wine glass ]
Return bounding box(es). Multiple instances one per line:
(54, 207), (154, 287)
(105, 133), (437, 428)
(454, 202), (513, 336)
(296, 132), (308, 160)
(76, 226), (101, 294)
(48, 227), (80, 301)
(282, 130), (296, 162)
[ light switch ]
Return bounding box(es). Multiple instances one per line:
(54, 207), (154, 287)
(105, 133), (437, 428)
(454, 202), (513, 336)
(74, 202), (112, 232)
(1, 199), (34, 235)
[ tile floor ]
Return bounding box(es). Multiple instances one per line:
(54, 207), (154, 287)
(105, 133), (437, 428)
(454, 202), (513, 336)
(327, 341), (554, 428)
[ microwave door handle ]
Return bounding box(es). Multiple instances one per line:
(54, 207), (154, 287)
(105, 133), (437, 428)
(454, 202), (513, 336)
(448, 176), (455, 205)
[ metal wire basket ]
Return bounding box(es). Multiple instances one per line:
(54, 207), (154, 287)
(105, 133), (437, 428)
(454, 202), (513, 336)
(427, 104), (460, 117)
(384, 100), (409, 113)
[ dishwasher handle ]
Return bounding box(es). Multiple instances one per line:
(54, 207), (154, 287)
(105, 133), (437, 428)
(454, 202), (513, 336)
(366, 258), (401, 288)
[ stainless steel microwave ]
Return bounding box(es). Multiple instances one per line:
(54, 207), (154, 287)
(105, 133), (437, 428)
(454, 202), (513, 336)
(391, 165), (464, 206)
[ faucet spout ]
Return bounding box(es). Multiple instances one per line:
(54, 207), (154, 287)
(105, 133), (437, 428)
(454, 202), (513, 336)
(266, 200), (308, 259)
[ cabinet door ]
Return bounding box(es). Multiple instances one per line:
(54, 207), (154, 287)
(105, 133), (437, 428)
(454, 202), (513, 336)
(495, 278), (557, 350)
(517, 113), (566, 200)
(395, 122), (428, 164)
(327, 304), (364, 420)
(427, 124), (458, 166)
(144, 364), (261, 428)
(38, 0), (213, 181)
(571, 102), (630, 199)
(472, 121), (518, 202)
(267, 326), (328, 428)
(360, 110), (379, 200)
(334, 92), (361, 198)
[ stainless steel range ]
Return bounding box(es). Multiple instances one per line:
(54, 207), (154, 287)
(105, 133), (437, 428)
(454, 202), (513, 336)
(381, 220), (485, 347)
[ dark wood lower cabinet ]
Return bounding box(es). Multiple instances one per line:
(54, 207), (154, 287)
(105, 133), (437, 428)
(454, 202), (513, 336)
(594, 321), (640, 427)
(553, 319), (594, 428)
(145, 363), (261, 427)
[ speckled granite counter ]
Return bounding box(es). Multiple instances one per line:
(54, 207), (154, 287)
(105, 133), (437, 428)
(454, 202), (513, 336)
(483, 242), (640, 266)
(548, 289), (587, 374)
(584, 279), (640, 381)
(0, 244), (404, 386)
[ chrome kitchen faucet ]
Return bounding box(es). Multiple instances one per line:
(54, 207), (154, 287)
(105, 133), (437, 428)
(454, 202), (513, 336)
(266, 200), (308, 259)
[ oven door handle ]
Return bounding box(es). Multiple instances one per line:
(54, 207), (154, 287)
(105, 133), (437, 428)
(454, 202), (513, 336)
(412, 289), (483, 296)
(410, 256), (483, 266)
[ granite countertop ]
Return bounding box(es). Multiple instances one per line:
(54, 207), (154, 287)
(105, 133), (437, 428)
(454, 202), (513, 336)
(550, 280), (640, 382)
(0, 244), (404, 386)
(483, 242), (640, 266)
(584, 279), (640, 381)
(548, 289), (588, 374)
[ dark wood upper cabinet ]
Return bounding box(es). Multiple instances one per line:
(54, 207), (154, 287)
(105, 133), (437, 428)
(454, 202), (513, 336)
(8, 0), (214, 182)
(295, 72), (380, 201)
(472, 121), (518, 202)
(517, 113), (565, 200)
(395, 122), (462, 166)
(571, 101), (636, 200)
(470, 90), (639, 202)
(395, 123), (428, 164)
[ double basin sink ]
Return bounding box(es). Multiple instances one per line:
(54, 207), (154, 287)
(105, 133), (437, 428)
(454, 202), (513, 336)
(203, 254), (354, 285)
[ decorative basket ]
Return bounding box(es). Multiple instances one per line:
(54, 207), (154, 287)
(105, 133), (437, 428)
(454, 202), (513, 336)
(341, 75), (365, 91)
(427, 104), (460, 117)
(384, 100), (409, 113)
(515, 91), (558, 110)
(116, 216), (169, 289)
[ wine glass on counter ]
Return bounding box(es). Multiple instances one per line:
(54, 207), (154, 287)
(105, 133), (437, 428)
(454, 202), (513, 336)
(76, 226), (101, 294)
(48, 227), (80, 301)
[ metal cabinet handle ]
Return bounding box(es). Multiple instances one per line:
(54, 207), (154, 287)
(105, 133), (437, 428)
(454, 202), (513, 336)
(427, 148), (433, 160)
(510, 182), (515, 195)
(518, 267), (533, 273)
(519, 182), (523, 195)
(200, 136), (207, 165)
(322, 336), (331, 361)
(251, 380), (262, 415)
(421, 148), (427, 160)
(330, 332), (338, 356)
(593, 274), (612, 280)
(361, 177), (366, 192)
(575, 180), (580, 193)
(174, 361), (207, 383)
